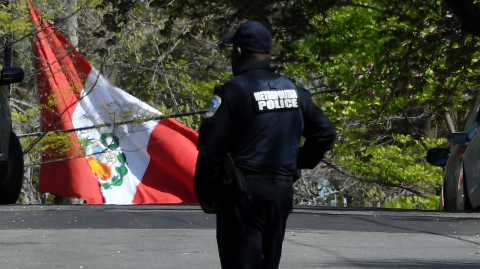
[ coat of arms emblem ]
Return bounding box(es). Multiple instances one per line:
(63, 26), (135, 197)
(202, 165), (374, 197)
(81, 133), (128, 189)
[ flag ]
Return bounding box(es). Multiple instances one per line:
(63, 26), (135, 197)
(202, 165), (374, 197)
(27, 0), (199, 204)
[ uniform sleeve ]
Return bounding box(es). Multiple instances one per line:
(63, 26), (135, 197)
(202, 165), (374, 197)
(194, 83), (239, 202)
(296, 88), (337, 170)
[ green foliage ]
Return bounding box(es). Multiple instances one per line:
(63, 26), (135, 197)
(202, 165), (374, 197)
(385, 194), (440, 210)
(7, 0), (478, 208)
(79, 138), (94, 153)
(0, 1), (29, 36)
(335, 134), (446, 186)
(284, 0), (479, 209)
(39, 132), (79, 155)
(11, 107), (40, 123)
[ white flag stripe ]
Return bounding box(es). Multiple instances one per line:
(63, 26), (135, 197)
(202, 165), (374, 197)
(72, 68), (164, 204)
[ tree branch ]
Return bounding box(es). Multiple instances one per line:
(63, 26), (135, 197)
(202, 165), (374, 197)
(17, 109), (206, 138)
(322, 160), (428, 198)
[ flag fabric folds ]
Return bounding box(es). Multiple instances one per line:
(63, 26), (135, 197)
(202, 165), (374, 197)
(27, 0), (199, 204)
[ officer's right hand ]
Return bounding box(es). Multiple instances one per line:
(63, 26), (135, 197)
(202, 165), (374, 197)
(200, 201), (218, 214)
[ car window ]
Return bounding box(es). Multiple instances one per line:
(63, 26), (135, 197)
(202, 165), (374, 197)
(463, 94), (480, 131)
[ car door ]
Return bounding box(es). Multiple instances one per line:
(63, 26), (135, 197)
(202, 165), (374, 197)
(463, 131), (480, 208)
(461, 95), (480, 209)
(463, 95), (480, 209)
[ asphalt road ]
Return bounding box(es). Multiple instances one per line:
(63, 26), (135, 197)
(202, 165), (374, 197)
(0, 205), (479, 268)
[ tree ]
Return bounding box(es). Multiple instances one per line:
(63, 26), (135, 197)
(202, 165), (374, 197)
(4, 0), (478, 208)
(283, 0), (480, 209)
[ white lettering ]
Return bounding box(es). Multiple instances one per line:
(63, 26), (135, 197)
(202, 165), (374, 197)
(267, 100), (275, 109)
(275, 100), (284, 108)
(268, 92), (276, 100)
(292, 98), (298, 108)
(258, 101), (267, 110)
(285, 99), (292, 108)
(262, 92), (268, 100)
(254, 90), (299, 111)
(291, 90), (298, 98)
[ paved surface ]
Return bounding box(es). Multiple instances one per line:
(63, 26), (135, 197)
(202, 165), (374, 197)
(0, 205), (479, 268)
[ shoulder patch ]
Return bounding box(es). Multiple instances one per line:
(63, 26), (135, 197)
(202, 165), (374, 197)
(205, 95), (222, 118)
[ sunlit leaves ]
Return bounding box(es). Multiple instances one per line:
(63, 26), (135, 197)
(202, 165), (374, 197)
(6, 0), (479, 208)
(384, 194), (440, 209)
(0, 1), (30, 37)
(281, 0), (480, 209)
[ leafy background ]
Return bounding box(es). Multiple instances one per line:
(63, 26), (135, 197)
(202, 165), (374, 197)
(1, 0), (480, 208)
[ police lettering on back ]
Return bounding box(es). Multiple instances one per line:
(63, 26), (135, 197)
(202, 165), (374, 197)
(252, 89), (298, 112)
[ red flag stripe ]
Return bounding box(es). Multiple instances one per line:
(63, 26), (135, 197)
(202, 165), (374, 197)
(28, 0), (103, 203)
(133, 119), (199, 204)
(28, 0), (199, 204)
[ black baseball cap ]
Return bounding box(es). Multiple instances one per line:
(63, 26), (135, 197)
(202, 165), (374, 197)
(221, 20), (272, 54)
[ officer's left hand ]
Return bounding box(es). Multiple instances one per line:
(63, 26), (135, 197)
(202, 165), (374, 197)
(200, 201), (218, 214)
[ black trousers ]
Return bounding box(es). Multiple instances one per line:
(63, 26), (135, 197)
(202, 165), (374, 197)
(216, 178), (293, 269)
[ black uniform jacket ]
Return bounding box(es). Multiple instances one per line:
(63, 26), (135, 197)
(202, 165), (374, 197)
(194, 61), (336, 202)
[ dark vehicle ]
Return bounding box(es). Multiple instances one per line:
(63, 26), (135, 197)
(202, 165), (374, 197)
(0, 66), (25, 204)
(426, 94), (480, 211)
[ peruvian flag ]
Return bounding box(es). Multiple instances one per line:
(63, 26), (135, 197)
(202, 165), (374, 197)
(28, 1), (199, 204)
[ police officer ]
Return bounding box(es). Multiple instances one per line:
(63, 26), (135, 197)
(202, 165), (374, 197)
(194, 20), (337, 269)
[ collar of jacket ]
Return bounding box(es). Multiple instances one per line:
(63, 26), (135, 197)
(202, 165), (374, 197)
(238, 61), (273, 75)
